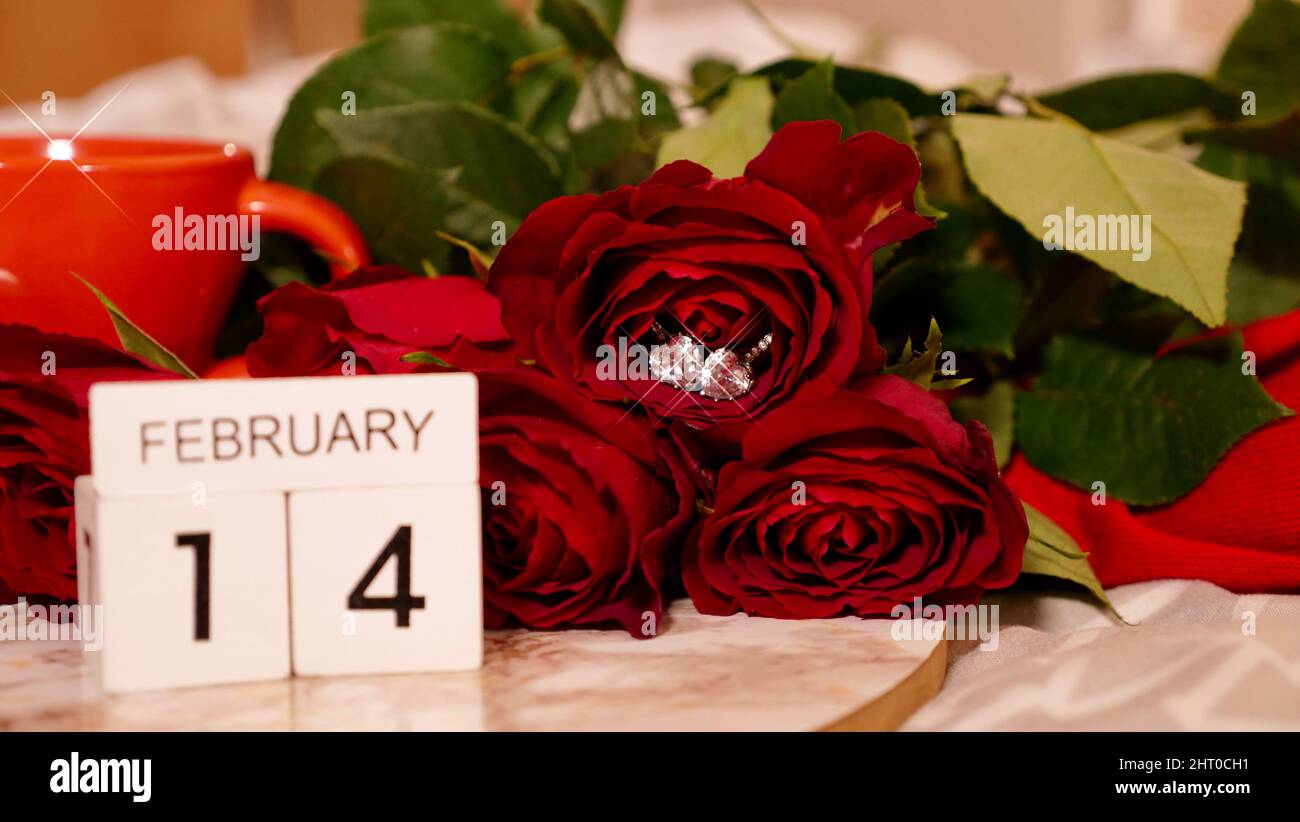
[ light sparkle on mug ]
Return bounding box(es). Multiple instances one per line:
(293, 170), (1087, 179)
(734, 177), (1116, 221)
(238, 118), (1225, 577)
(46, 139), (73, 161)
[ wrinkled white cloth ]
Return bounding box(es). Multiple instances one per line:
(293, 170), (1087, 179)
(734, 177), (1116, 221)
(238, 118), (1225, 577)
(905, 580), (1300, 731)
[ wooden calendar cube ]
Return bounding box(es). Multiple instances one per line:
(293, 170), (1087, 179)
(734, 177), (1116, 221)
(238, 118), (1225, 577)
(73, 477), (290, 693)
(84, 372), (481, 686)
(287, 484), (483, 676)
(73, 477), (103, 684)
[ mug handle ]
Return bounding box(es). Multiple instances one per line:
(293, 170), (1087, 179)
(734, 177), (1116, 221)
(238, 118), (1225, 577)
(206, 179), (370, 378)
(237, 178), (369, 280)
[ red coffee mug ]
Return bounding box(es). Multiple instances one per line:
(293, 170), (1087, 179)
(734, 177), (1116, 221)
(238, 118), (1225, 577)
(0, 134), (367, 370)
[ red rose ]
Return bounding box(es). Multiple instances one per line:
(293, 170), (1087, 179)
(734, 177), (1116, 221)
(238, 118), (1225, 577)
(489, 120), (932, 447)
(478, 368), (695, 634)
(246, 266), (516, 377)
(248, 281), (696, 634)
(684, 377), (1027, 618)
(0, 324), (177, 600)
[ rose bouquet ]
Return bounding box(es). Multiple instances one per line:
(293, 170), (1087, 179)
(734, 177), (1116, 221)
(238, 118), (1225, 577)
(244, 123), (1029, 631)
(5, 0), (1300, 632)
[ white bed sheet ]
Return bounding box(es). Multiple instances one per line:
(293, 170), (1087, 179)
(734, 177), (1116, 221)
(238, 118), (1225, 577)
(905, 581), (1300, 730)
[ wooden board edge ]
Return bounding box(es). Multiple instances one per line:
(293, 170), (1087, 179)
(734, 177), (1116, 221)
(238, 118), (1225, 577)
(817, 637), (948, 732)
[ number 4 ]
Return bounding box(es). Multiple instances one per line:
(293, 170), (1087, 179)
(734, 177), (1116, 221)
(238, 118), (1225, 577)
(348, 525), (426, 627)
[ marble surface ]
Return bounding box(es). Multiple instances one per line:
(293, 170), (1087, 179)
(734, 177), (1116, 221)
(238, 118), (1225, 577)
(0, 602), (945, 731)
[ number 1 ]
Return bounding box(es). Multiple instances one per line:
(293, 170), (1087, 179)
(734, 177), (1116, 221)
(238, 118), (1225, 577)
(176, 532), (211, 641)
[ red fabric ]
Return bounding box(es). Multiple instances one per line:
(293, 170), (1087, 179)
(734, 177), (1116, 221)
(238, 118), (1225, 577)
(1007, 309), (1300, 592)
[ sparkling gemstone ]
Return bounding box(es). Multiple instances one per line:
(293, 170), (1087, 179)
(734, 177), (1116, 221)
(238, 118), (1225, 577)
(649, 335), (705, 390)
(700, 348), (754, 400)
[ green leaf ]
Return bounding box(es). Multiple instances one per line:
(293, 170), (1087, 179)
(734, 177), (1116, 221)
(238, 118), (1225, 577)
(690, 56), (738, 99)
(510, 58), (580, 154)
(399, 350), (453, 367)
(753, 58), (939, 115)
(1188, 109), (1300, 175)
(771, 59), (856, 135)
(915, 128), (969, 211)
(853, 97), (912, 144)
(538, 0), (618, 59)
(952, 113), (1246, 327)
(1216, 0), (1300, 120)
(517, 1), (647, 177)
(72, 274), (198, 378)
(873, 259), (1021, 356)
(1100, 109), (1215, 154)
(1227, 257), (1300, 324)
(950, 381), (1015, 468)
(361, 0), (545, 57)
(957, 73), (1010, 107)
(1196, 139), (1300, 281)
(1020, 502), (1123, 619)
(270, 24), (510, 188)
(1016, 334), (1290, 505)
(313, 156), (459, 274)
(657, 76), (773, 177)
(1034, 71), (1236, 131)
(568, 57), (639, 168)
(1197, 141), (1300, 214)
(576, 0), (626, 33)
(883, 318), (971, 391)
(1200, 136), (1300, 323)
(633, 71), (681, 140)
(318, 101), (563, 239)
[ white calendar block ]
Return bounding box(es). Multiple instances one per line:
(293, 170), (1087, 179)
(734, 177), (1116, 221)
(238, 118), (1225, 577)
(73, 477), (290, 693)
(89, 372), (477, 497)
(74, 476), (97, 611)
(73, 477), (102, 684)
(288, 485), (483, 676)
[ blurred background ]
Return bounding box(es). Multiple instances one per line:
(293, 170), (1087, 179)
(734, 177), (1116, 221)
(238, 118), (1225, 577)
(0, 0), (1258, 172)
